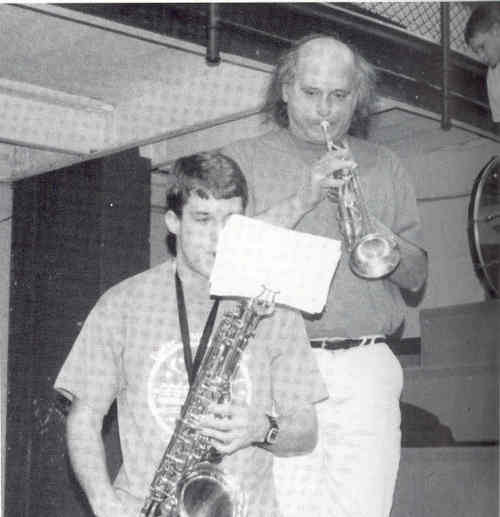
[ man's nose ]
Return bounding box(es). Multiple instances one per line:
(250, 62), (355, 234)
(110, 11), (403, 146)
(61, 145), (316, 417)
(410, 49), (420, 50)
(210, 220), (225, 245)
(317, 95), (332, 118)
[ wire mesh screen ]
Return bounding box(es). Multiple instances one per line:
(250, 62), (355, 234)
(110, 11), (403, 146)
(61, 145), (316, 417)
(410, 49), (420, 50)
(355, 2), (476, 59)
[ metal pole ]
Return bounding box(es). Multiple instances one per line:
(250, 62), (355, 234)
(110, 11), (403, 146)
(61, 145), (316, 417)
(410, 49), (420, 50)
(206, 3), (221, 66)
(440, 2), (451, 130)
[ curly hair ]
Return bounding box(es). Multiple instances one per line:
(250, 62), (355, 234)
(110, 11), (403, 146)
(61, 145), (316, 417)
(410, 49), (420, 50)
(263, 34), (378, 138)
(464, 3), (500, 45)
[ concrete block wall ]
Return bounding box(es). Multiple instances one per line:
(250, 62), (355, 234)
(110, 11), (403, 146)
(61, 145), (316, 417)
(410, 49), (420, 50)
(402, 300), (498, 443)
(420, 301), (499, 368)
(394, 299), (498, 517)
(392, 446), (498, 517)
(402, 363), (497, 442)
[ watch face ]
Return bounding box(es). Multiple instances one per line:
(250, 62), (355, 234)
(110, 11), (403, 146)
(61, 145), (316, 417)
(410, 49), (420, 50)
(266, 426), (279, 445)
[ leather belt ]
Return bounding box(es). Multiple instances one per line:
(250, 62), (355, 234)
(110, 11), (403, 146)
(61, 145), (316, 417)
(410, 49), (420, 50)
(310, 335), (386, 351)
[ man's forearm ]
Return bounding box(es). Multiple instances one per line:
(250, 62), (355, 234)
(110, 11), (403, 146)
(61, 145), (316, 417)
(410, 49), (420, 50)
(260, 405), (318, 457)
(388, 235), (428, 292)
(369, 217), (428, 292)
(66, 400), (123, 517)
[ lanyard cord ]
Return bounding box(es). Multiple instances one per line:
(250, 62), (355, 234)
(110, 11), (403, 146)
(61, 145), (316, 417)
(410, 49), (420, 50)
(175, 271), (220, 386)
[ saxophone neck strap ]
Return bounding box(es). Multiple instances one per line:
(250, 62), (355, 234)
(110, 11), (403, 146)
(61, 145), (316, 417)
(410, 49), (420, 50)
(175, 271), (220, 386)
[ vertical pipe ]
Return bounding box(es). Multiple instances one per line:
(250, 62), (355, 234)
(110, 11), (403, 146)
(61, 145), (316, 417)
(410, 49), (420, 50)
(441, 2), (451, 130)
(206, 3), (221, 66)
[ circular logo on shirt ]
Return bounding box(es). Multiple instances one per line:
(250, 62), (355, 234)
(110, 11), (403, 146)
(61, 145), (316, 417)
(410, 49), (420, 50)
(147, 333), (252, 433)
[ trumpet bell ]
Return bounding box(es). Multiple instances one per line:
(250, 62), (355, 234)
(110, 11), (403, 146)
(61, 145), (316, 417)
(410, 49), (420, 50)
(350, 233), (401, 279)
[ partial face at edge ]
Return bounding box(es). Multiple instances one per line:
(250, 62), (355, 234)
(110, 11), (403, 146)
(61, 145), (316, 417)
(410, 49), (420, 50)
(165, 193), (244, 280)
(282, 38), (359, 144)
(470, 25), (500, 67)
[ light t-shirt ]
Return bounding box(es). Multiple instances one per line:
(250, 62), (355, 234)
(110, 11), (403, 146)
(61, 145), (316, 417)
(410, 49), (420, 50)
(55, 260), (328, 517)
(223, 128), (425, 338)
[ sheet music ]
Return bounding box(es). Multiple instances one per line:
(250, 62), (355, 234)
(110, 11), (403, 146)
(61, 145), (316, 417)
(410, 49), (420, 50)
(210, 214), (342, 314)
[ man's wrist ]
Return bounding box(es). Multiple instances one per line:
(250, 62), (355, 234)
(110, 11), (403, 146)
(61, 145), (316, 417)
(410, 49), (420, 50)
(253, 414), (280, 447)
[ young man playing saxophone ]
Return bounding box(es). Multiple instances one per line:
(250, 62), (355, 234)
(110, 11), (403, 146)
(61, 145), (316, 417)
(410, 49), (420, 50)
(222, 35), (428, 517)
(54, 151), (327, 517)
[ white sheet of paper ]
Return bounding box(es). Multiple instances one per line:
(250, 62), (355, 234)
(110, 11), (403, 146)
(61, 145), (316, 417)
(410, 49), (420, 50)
(210, 215), (342, 314)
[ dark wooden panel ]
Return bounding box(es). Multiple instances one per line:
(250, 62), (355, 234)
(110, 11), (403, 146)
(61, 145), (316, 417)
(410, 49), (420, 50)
(6, 148), (151, 517)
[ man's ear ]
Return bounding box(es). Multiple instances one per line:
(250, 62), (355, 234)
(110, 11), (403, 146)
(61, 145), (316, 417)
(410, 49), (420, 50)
(282, 82), (290, 103)
(492, 23), (500, 38)
(165, 210), (180, 235)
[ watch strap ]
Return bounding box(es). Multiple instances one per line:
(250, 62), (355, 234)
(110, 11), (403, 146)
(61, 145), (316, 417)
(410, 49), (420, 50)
(263, 414), (279, 445)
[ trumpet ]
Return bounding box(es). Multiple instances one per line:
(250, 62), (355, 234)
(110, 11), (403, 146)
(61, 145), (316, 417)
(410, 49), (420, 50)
(320, 121), (400, 279)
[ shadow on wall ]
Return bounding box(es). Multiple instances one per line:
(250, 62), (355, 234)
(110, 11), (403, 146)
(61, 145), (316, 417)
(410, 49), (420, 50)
(401, 402), (456, 447)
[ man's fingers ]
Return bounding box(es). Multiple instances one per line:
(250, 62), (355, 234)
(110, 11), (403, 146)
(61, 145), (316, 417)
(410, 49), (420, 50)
(207, 402), (232, 418)
(323, 176), (346, 188)
(326, 188), (340, 203)
(211, 439), (241, 454)
(197, 413), (232, 430)
(197, 409), (247, 432)
(196, 425), (244, 454)
(313, 161), (356, 183)
(198, 425), (235, 441)
(319, 149), (356, 167)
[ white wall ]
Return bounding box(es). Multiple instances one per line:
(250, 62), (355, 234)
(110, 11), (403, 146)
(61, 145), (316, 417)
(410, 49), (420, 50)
(375, 116), (500, 335)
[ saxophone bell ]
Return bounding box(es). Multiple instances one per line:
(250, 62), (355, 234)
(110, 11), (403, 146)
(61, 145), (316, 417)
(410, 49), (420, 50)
(177, 462), (247, 517)
(321, 121), (400, 279)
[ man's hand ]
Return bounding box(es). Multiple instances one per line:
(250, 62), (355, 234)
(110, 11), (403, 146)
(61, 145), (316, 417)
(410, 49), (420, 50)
(94, 492), (143, 517)
(117, 491), (144, 517)
(297, 150), (356, 211)
(368, 215), (428, 292)
(93, 491), (140, 517)
(195, 401), (268, 455)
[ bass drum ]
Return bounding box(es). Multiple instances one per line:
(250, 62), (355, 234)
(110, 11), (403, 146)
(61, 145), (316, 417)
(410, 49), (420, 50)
(468, 156), (500, 298)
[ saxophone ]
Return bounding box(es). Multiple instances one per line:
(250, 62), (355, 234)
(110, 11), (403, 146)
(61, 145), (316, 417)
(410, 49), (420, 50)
(140, 288), (276, 517)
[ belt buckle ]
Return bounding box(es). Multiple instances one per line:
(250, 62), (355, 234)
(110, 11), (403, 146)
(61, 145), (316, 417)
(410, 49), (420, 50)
(358, 335), (384, 346)
(323, 337), (344, 349)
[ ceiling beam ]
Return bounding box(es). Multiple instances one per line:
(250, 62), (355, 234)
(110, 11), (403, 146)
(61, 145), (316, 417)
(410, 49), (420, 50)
(0, 89), (112, 155)
(0, 79), (114, 114)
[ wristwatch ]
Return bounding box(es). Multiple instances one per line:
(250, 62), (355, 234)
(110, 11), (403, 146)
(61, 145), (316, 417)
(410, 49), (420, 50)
(262, 414), (280, 445)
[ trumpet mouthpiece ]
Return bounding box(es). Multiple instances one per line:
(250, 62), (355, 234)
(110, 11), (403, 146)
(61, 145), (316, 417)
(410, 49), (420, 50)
(320, 121), (334, 151)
